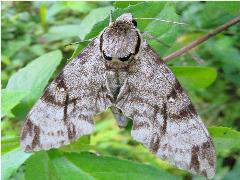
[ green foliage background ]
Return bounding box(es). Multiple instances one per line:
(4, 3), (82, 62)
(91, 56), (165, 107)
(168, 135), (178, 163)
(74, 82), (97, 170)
(1, 1), (240, 180)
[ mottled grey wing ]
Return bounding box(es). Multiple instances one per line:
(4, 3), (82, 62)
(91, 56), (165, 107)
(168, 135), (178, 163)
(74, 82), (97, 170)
(21, 38), (112, 152)
(115, 42), (216, 178)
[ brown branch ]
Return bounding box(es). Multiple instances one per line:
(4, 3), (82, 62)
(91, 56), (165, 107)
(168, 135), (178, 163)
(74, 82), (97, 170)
(162, 15), (240, 62)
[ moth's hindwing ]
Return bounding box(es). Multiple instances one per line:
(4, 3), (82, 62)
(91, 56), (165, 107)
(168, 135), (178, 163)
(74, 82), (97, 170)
(111, 106), (130, 128)
(21, 39), (112, 152)
(116, 42), (216, 178)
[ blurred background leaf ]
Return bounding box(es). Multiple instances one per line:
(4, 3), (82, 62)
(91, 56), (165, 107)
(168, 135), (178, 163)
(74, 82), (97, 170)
(209, 127), (240, 156)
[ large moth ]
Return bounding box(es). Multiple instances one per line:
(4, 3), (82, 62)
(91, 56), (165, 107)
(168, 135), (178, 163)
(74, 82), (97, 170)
(21, 13), (216, 178)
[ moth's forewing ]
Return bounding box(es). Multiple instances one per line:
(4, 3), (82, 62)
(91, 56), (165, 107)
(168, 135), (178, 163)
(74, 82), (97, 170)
(21, 39), (112, 152)
(115, 43), (216, 178)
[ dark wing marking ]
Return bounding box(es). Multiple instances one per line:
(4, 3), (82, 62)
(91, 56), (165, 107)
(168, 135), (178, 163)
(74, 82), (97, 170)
(115, 42), (216, 178)
(21, 38), (112, 152)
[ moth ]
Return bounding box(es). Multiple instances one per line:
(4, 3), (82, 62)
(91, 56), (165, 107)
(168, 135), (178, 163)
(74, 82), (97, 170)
(21, 13), (216, 178)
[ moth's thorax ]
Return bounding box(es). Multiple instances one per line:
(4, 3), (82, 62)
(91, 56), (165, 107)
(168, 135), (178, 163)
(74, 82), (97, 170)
(105, 58), (131, 70)
(100, 13), (141, 66)
(102, 23), (138, 57)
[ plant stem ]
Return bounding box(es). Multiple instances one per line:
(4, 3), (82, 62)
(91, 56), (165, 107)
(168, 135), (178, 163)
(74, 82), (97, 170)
(162, 15), (240, 62)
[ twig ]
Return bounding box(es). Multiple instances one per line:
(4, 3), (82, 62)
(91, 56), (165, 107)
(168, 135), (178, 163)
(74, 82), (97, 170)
(190, 54), (205, 65)
(162, 15), (240, 62)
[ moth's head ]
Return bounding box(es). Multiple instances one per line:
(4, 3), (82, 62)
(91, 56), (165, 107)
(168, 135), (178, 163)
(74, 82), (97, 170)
(100, 13), (141, 63)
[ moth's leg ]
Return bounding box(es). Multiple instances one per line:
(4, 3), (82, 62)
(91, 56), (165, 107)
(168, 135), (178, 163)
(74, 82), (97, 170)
(111, 106), (130, 128)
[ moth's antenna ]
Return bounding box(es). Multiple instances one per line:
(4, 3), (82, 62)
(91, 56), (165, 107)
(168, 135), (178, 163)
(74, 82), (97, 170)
(64, 39), (93, 47)
(109, 10), (113, 25)
(135, 18), (186, 25)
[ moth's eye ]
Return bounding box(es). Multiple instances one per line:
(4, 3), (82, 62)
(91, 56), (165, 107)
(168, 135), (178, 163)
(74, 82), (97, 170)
(119, 54), (132, 62)
(103, 51), (112, 61)
(132, 19), (137, 27)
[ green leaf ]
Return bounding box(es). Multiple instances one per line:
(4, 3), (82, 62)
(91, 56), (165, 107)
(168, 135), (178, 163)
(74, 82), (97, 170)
(64, 2), (96, 13)
(1, 136), (20, 155)
(171, 66), (217, 89)
(209, 127), (240, 155)
(145, 3), (181, 56)
(65, 152), (179, 180)
(1, 89), (29, 116)
(60, 135), (92, 153)
(42, 25), (82, 42)
(51, 156), (94, 180)
(24, 150), (180, 179)
(40, 3), (47, 30)
(3, 36), (31, 58)
(1, 148), (32, 180)
(6, 50), (62, 103)
(46, 2), (95, 21)
(223, 158), (240, 180)
(114, 1), (141, 8)
(206, 37), (240, 86)
(206, 2), (240, 16)
(25, 151), (58, 180)
(26, 151), (93, 180)
(25, 151), (94, 180)
(78, 6), (114, 40)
